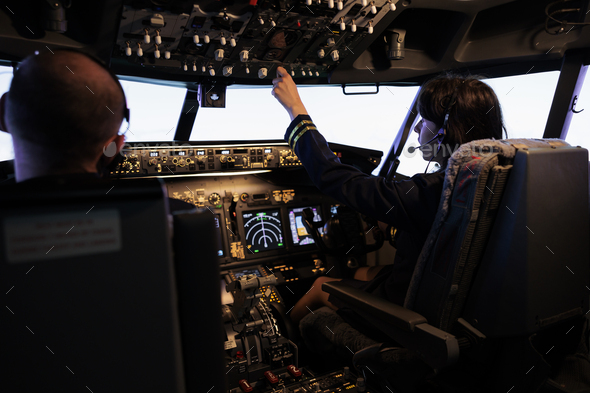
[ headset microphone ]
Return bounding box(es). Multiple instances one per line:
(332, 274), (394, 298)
(407, 131), (444, 153)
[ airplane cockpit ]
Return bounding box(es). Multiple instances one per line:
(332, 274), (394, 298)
(1, 1), (590, 392)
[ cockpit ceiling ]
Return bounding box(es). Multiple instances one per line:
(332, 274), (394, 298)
(0, 0), (589, 85)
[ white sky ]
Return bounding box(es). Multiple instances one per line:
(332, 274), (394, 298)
(0, 67), (588, 177)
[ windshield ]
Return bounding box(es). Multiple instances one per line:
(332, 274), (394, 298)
(190, 84), (420, 175)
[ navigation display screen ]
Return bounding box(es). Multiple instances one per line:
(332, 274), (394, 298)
(289, 206), (323, 246)
(242, 209), (285, 253)
(233, 268), (262, 279)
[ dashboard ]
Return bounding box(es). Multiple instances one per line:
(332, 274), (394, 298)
(111, 139), (381, 270)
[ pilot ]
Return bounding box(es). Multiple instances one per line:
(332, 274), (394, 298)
(0, 49), (192, 212)
(0, 49), (127, 182)
(271, 66), (505, 324)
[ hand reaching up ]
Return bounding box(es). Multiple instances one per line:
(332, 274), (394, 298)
(272, 66), (309, 121)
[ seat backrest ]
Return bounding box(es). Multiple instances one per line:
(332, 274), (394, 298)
(404, 139), (589, 336)
(0, 178), (222, 393)
(462, 145), (589, 337)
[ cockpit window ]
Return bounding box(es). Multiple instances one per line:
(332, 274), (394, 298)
(396, 70), (561, 177)
(190, 84), (420, 175)
(565, 73), (590, 150)
(119, 80), (187, 142)
(0, 65), (14, 162)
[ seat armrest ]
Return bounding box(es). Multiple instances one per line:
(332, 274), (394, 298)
(322, 281), (427, 332)
(322, 281), (460, 370)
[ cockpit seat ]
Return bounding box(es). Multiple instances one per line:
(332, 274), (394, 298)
(300, 138), (590, 392)
(0, 178), (225, 393)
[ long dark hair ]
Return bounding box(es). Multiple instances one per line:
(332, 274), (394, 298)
(417, 74), (506, 151)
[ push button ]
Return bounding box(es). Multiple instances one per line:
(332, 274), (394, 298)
(239, 379), (254, 393)
(287, 365), (302, 377)
(264, 371), (279, 384)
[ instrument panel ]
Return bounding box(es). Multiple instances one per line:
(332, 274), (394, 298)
(110, 140), (381, 177)
(165, 172), (335, 267)
(113, 0), (400, 83)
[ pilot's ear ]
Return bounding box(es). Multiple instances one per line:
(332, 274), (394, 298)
(0, 93), (9, 133)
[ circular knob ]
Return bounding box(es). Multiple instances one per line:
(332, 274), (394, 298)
(154, 49), (161, 58)
(343, 366), (350, 379)
(223, 66), (233, 76)
(209, 67), (215, 76)
(164, 50), (171, 59)
(227, 156), (235, 163)
(208, 193), (221, 206)
(204, 34), (210, 44)
(219, 155), (227, 163)
(258, 68), (268, 79)
(220, 36), (227, 46)
(356, 378), (366, 393)
(328, 0), (334, 8)
(337, 0), (343, 10)
(149, 158), (157, 166)
(230, 37), (237, 47)
(193, 34), (199, 44)
(267, 154), (275, 161)
(317, 49), (325, 58)
(125, 46), (132, 56)
(193, 63), (197, 72)
(155, 34), (162, 45)
(327, 37), (335, 46)
(240, 193), (249, 202)
(331, 50), (339, 61)
(239, 50), (249, 62)
(214, 48), (224, 61)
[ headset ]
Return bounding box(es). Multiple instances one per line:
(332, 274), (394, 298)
(409, 80), (463, 172)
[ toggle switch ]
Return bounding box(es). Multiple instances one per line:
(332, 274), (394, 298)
(240, 50), (249, 62)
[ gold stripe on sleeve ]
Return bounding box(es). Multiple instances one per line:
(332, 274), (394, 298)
(288, 120), (313, 147)
(292, 126), (317, 150)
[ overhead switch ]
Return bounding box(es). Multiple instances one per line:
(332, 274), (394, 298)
(240, 50), (249, 62)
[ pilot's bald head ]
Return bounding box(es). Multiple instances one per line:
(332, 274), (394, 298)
(4, 49), (126, 164)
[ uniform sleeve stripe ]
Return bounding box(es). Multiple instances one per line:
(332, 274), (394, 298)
(288, 120), (313, 147)
(292, 126), (317, 150)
